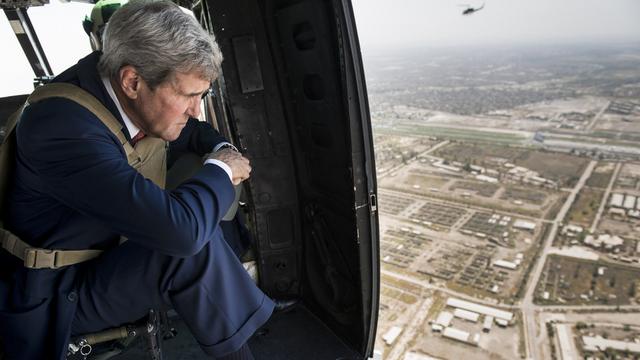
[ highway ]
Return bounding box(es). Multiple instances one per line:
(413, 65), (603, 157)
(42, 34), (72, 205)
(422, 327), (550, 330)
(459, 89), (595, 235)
(521, 160), (597, 360)
(589, 162), (622, 233)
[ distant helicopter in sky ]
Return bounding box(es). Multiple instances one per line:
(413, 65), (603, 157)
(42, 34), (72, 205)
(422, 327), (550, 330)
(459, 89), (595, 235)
(460, 3), (485, 15)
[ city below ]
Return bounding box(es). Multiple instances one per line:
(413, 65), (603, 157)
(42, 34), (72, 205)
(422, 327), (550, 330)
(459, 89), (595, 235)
(368, 42), (640, 360)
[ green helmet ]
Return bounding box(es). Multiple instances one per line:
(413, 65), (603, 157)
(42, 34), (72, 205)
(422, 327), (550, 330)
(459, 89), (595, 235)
(82, 0), (128, 49)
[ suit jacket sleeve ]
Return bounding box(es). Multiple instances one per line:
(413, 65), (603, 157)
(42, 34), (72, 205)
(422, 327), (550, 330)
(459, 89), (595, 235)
(18, 99), (235, 257)
(168, 117), (228, 165)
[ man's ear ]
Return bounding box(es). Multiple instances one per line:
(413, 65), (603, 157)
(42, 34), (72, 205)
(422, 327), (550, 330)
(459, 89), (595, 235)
(118, 65), (141, 100)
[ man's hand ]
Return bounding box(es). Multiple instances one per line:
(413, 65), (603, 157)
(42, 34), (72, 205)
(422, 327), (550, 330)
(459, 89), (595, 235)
(207, 148), (251, 185)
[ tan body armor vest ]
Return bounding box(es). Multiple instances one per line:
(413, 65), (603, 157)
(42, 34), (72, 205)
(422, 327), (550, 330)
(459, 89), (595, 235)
(1, 83), (167, 269)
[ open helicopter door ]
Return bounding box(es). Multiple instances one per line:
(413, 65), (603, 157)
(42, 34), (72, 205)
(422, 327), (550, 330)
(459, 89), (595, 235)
(190, 0), (380, 358)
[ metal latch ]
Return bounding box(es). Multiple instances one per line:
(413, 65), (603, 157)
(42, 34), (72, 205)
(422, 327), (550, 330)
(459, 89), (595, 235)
(369, 193), (377, 213)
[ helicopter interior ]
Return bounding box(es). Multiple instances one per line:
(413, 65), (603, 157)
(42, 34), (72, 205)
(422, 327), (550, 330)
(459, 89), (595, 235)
(0, 0), (379, 359)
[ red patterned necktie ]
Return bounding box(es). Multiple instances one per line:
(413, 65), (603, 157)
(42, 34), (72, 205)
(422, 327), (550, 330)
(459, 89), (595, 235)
(131, 131), (146, 146)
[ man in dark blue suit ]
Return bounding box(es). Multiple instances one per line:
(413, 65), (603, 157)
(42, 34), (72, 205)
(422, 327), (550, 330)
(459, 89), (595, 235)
(0, 1), (274, 359)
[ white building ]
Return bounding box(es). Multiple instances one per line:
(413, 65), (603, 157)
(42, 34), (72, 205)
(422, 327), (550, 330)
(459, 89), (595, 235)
(404, 352), (438, 360)
(483, 316), (494, 332)
(610, 193), (624, 208)
(434, 311), (453, 327)
(563, 224), (584, 234)
(383, 326), (402, 345)
(582, 336), (640, 354)
(608, 208), (626, 217)
(513, 220), (536, 231)
(556, 324), (579, 360)
(454, 309), (480, 323)
(584, 234), (624, 250)
(476, 174), (498, 183)
(446, 298), (513, 322)
(493, 260), (518, 270)
(442, 327), (479, 346)
(623, 195), (637, 210)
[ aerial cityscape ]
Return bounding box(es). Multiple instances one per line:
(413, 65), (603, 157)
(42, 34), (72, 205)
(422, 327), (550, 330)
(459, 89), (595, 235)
(369, 43), (640, 360)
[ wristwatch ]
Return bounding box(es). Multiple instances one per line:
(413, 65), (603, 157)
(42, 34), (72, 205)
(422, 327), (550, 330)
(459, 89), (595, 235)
(216, 143), (239, 152)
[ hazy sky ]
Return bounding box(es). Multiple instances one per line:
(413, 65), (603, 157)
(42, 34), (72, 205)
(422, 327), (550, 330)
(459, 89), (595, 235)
(1, 0), (639, 96)
(352, 0), (640, 51)
(0, 2), (92, 96)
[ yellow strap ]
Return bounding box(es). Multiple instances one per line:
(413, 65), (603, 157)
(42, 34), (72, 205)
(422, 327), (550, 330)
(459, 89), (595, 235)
(28, 83), (142, 167)
(1, 83), (150, 268)
(1, 228), (103, 269)
(82, 326), (130, 345)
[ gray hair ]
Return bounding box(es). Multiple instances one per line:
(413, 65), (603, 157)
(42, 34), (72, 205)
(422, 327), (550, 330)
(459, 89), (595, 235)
(98, 0), (223, 89)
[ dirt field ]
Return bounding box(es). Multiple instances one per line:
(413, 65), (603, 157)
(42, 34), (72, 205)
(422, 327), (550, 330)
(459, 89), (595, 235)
(404, 174), (451, 191)
(500, 186), (548, 205)
(514, 151), (590, 187)
(449, 180), (500, 198)
(615, 162), (640, 191)
(594, 112), (640, 133)
(433, 142), (528, 166)
(586, 162), (616, 188)
(536, 255), (640, 305)
(566, 187), (604, 227)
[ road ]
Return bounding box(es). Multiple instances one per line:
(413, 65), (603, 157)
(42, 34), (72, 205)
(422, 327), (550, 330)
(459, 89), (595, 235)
(378, 140), (450, 178)
(385, 297), (433, 360)
(586, 101), (610, 131)
(521, 160), (597, 360)
(382, 270), (516, 309)
(590, 162), (622, 233)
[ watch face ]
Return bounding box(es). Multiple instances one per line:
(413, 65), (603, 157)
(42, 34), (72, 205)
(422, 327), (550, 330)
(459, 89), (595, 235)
(222, 144), (238, 152)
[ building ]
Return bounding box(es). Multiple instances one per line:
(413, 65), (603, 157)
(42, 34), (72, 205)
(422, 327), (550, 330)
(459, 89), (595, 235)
(556, 324), (579, 360)
(493, 260), (518, 270)
(383, 326), (402, 345)
(404, 352), (436, 360)
(483, 316), (494, 332)
(623, 195), (637, 210)
(610, 193), (624, 208)
(442, 327), (479, 346)
(582, 336), (640, 354)
(513, 220), (536, 231)
(433, 160), (461, 172)
(454, 309), (480, 323)
(563, 224), (584, 234)
(446, 298), (513, 322)
(476, 174), (498, 183)
(584, 234), (624, 250)
(608, 208), (626, 217)
(434, 311), (453, 327)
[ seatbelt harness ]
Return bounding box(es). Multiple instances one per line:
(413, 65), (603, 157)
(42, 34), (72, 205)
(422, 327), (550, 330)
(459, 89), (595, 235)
(0, 82), (158, 269)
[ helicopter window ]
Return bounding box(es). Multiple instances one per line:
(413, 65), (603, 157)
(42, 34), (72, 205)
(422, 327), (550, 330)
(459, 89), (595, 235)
(0, 2), (93, 97)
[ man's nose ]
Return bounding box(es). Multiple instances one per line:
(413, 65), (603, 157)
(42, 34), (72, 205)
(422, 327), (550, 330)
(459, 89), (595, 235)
(186, 97), (201, 118)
